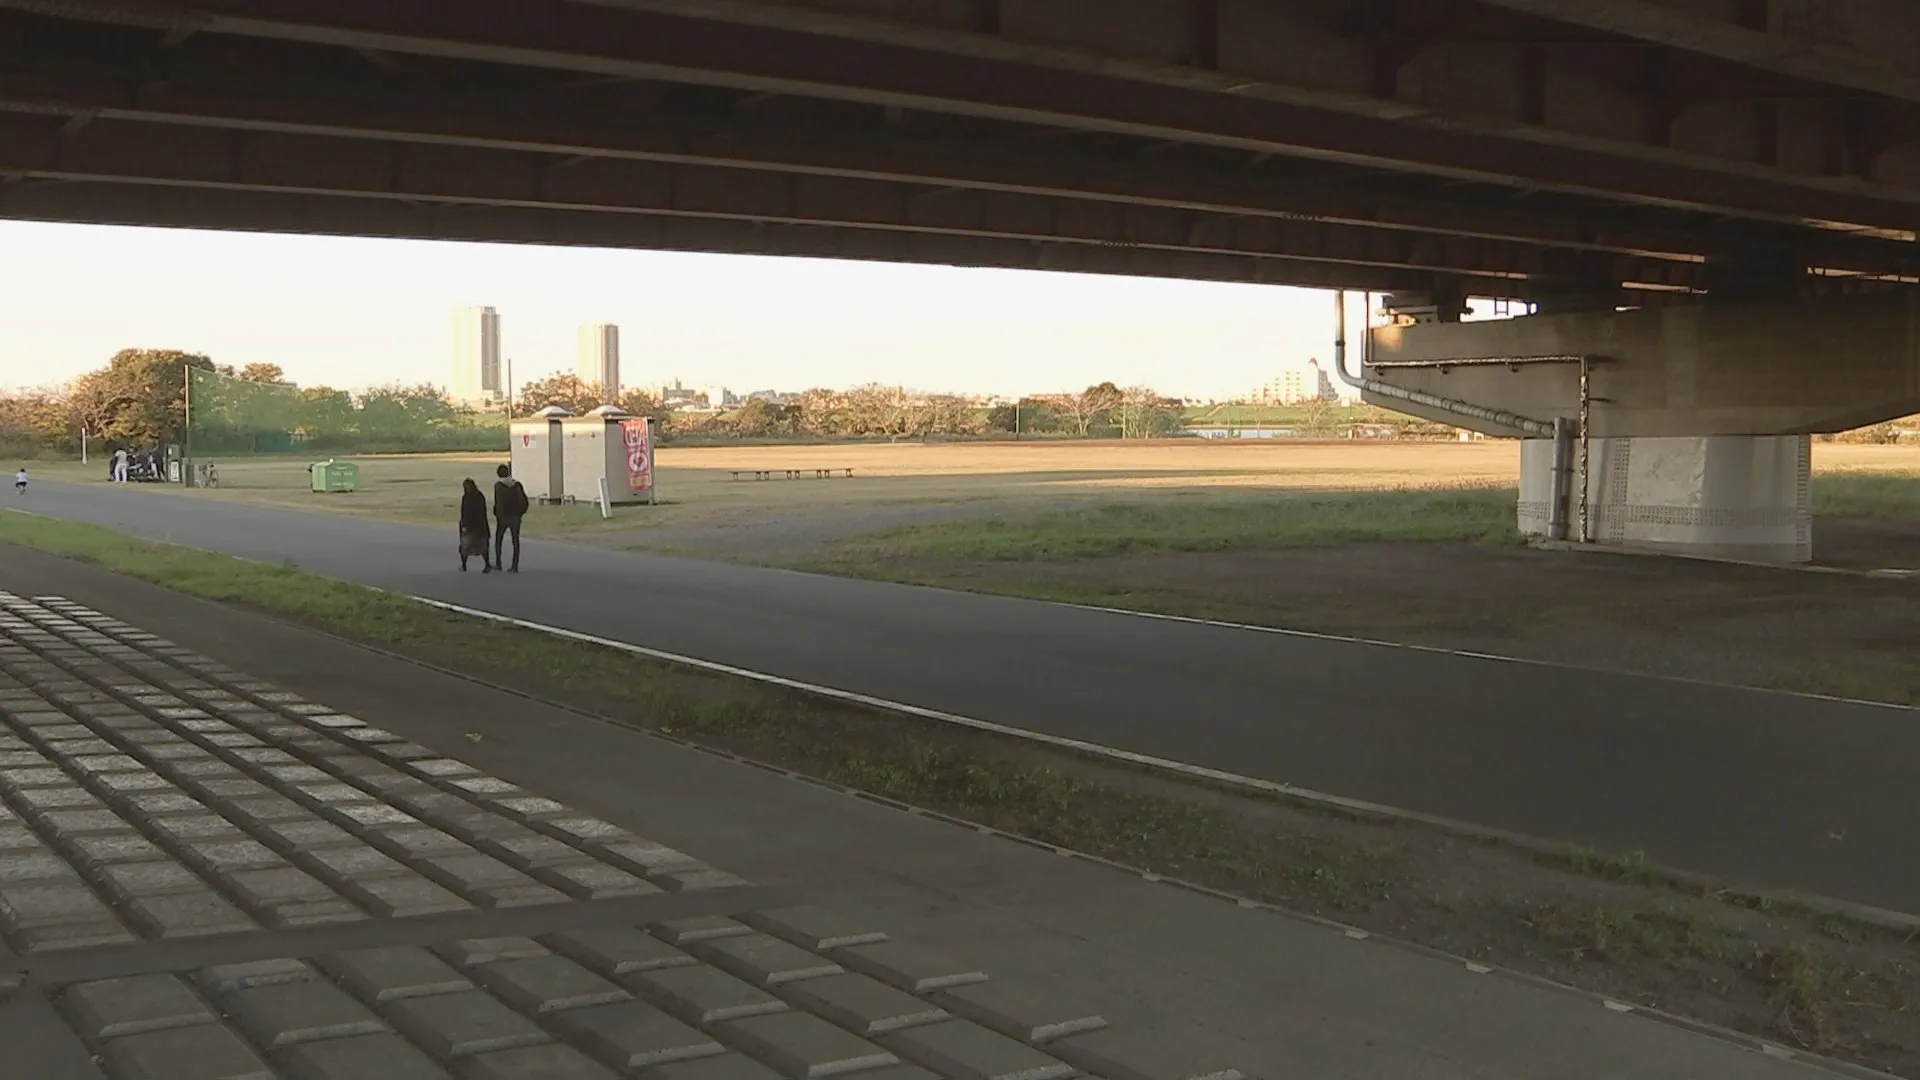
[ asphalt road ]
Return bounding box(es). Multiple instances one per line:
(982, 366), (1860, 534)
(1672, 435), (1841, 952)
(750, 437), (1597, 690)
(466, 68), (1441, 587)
(14, 480), (1920, 913)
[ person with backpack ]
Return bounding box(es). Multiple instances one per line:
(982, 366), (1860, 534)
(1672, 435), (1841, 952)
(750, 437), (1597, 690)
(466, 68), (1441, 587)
(492, 463), (529, 573)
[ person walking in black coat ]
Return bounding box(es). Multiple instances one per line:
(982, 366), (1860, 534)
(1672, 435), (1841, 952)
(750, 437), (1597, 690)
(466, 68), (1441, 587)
(492, 463), (529, 573)
(457, 478), (493, 573)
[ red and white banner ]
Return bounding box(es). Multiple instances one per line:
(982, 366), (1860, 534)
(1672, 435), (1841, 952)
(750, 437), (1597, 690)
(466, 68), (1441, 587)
(620, 418), (653, 494)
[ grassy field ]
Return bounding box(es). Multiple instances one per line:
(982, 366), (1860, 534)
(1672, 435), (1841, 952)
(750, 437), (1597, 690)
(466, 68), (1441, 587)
(826, 487), (1522, 561)
(4, 511), (1920, 1074)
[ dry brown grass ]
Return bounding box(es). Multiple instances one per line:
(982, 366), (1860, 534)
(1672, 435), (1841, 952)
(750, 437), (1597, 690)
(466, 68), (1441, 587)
(30, 440), (1918, 552)
(32, 440), (1529, 539)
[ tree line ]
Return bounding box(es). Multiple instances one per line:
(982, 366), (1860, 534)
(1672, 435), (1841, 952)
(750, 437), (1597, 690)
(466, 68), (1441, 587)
(516, 375), (1186, 442)
(1, 351), (1193, 460)
(0, 350), (496, 458)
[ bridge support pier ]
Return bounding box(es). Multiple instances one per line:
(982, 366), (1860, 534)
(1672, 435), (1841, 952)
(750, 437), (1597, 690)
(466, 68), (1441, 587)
(1519, 435), (1812, 563)
(1346, 290), (1920, 566)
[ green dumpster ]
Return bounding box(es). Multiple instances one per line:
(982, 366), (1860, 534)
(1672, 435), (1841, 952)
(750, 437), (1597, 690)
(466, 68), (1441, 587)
(309, 459), (359, 493)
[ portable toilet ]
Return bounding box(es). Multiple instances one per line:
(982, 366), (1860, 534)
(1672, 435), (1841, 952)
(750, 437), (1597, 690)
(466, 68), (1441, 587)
(509, 405), (569, 503)
(561, 405), (657, 506)
(309, 459), (359, 493)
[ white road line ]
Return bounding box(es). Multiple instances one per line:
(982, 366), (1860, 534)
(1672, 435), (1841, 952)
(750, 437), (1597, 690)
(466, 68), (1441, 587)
(19, 491), (1918, 713)
(405, 592), (1920, 936)
(408, 594), (1535, 838)
(1028, 596), (1920, 713)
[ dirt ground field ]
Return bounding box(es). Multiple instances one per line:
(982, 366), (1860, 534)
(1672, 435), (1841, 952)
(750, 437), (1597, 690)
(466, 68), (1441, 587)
(33, 440), (1920, 704)
(34, 438), (1520, 531)
(34, 439), (1528, 556)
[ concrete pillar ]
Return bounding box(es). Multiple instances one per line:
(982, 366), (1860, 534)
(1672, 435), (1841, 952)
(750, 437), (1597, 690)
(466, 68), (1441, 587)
(1520, 434), (1811, 563)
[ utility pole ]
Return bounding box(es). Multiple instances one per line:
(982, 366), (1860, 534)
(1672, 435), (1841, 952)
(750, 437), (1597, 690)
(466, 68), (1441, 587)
(181, 364), (192, 487)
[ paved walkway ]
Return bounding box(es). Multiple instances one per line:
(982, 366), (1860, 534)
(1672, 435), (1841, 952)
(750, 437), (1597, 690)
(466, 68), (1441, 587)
(18, 481), (1920, 914)
(0, 587), (1219, 1080)
(0, 545), (1870, 1079)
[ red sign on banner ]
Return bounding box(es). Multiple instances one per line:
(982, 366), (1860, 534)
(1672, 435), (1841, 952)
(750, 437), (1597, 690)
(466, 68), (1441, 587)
(620, 418), (653, 494)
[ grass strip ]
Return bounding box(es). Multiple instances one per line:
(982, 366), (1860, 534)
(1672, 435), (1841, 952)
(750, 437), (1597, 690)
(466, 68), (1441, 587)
(2, 510), (1918, 1074)
(1813, 470), (1920, 519)
(817, 487), (1521, 562)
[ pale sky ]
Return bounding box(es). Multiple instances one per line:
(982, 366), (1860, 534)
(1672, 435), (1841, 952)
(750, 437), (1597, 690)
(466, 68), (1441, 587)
(0, 220), (1351, 401)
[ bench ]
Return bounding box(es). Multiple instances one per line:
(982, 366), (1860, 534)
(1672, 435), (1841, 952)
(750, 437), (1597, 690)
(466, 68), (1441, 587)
(729, 468), (855, 481)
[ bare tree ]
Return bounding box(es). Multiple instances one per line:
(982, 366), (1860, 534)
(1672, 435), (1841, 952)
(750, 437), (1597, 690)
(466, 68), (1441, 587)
(1296, 393), (1333, 437)
(1056, 382), (1123, 437)
(1116, 385), (1182, 439)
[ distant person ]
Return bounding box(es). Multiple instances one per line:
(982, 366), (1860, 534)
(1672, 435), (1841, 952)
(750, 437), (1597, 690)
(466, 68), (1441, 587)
(492, 463), (528, 573)
(110, 447), (128, 483)
(457, 478), (493, 573)
(12, 467), (24, 495)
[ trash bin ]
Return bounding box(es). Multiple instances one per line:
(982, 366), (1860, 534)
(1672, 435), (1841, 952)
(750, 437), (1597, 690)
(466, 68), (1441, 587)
(309, 459), (359, 493)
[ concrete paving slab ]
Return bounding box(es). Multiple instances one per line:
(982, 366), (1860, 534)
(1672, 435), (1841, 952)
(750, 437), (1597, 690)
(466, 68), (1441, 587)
(0, 578), (1257, 1079)
(0, 547), (1866, 1080)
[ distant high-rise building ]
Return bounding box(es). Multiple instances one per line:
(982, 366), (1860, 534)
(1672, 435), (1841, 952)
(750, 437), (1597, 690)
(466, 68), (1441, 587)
(577, 323), (620, 398)
(1307, 357), (1336, 402)
(659, 379), (702, 408)
(451, 306), (502, 407)
(1253, 358), (1337, 405)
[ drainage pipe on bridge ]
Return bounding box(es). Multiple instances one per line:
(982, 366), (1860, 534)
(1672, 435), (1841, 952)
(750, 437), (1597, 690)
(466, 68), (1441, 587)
(1329, 291), (1583, 542)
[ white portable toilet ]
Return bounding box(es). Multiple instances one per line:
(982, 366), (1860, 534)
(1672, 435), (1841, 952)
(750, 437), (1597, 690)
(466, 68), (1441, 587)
(509, 405), (570, 503)
(560, 405), (657, 506)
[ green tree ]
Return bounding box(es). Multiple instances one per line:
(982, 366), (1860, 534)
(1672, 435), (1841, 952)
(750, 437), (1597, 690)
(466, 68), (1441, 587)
(239, 362), (288, 385)
(986, 397), (1062, 436)
(106, 349), (215, 444)
(65, 371), (122, 445)
(356, 384), (455, 440)
(295, 387), (355, 440)
(721, 398), (806, 439)
(517, 373), (603, 415)
(615, 388), (668, 422)
(0, 389), (70, 455)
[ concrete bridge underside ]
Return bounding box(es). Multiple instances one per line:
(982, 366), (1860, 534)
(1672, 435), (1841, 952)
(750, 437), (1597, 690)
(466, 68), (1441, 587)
(1362, 293), (1920, 563)
(8, 0), (1920, 562)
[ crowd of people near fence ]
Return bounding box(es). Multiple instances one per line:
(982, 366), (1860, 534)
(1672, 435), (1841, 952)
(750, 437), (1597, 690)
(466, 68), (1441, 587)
(104, 446), (168, 483)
